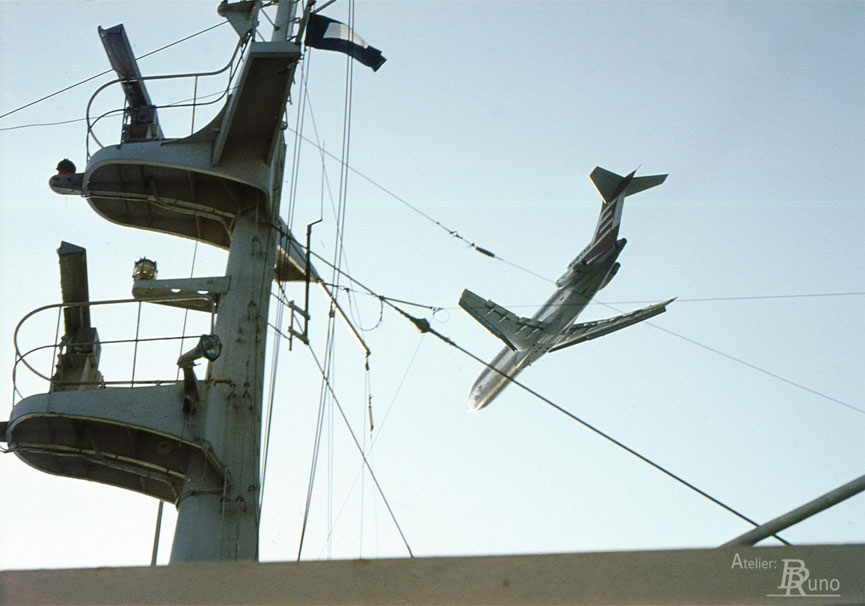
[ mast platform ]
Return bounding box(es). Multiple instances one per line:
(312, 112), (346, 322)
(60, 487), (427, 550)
(5, 383), (223, 503)
(3, 0), (313, 563)
(48, 34), (312, 281)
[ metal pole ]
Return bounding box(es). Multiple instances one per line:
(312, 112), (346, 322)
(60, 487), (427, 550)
(312, 0), (338, 14)
(303, 220), (321, 342)
(720, 472), (865, 548)
(150, 501), (164, 565)
(271, 0), (300, 42)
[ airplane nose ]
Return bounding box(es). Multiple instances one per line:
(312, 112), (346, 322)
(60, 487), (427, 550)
(467, 393), (481, 411)
(467, 385), (485, 412)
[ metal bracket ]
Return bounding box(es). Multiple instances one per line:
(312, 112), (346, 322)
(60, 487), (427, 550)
(217, 0), (261, 40)
(132, 276), (230, 312)
(286, 300), (309, 350)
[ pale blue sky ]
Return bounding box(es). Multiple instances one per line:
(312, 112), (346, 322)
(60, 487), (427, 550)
(1, 1), (863, 569)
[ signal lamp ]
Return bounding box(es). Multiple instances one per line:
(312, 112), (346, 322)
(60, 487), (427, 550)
(132, 258), (158, 282)
(177, 334), (223, 369)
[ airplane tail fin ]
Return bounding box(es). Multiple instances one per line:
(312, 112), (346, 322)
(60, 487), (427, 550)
(585, 167), (667, 261)
(590, 167), (667, 204)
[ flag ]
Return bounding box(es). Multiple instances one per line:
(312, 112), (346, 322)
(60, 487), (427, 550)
(304, 14), (386, 72)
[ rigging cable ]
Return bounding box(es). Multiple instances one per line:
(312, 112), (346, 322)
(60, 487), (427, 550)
(628, 292), (865, 304)
(296, 318), (336, 560)
(259, 265), (285, 519)
(285, 51), (314, 232)
(368, 334), (425, 446)
(360, 356), (373, 557)
(647, 318), (865, 417)
(329, 0), (356, 559)
(297, 2), (362, 558)
(309, 332), (425, 559)
(301, 341), (414, 557)
(297, 89), (381, 339)
(303, 248), (865, 418)
(260, 37), (314, 522)
(592, 299), (865, 418)
(432, 291), (865, 310)
(284, 115), (865, 413)
(385, 300), (790, 544)
(0, 88), (238, 133)
(283, 124), (552, 283)
(0, 21), (229, 121)
(314, 286), (865, 313)
(317, 275), (792, 544)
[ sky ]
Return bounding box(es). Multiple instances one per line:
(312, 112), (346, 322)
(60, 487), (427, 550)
(1, 0), (864, 570)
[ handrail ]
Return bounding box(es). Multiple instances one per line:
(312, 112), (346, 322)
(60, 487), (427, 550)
(85, 34), (249, 158)
(15, 334), (207, 384)
(12, 294), (217, 402)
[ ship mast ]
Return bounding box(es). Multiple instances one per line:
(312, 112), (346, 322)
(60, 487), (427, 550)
(4, 0), (311, 563)
(170, 0), (301, 563)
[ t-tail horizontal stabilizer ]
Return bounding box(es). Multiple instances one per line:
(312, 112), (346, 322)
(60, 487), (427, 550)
(585, 167), (668, 262)
(549, 298), (674, 352)
(590, 167), (668, 203)
(459, 289), (547, 351)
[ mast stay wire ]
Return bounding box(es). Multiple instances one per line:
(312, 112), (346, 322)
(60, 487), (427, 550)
(378, 300), (790, 546)
(298, 1), (369, 559)
(291, 50), (385, 550)
(0, 21), (229, 121)
(359, 357), (373, 557)
(319, 284), (865, 311)
(296, 316), (337, 560)
(299, 339), (415, 558)
(273, 11), (852, 549)
(285, 50), (314, 233)
(0, 88), (236, 133)
(591, 298), (865, 418)
(283, 124), (552, 284)
(309, 286), (865, 325)
(302, 247), (864, 418)
(296, 89), (382, 338)
(276, 121), (865, 416)
(266, 9), (369, 535)
(328, 0), (359, 559)
(296, 251), (859, 545)
(637, 314), (865, 418)
(260, 42), (315, 520)
(314, 333), (426, 558)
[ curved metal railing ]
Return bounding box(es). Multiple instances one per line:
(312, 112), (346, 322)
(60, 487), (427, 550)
(11, 295), (217, 404)
(85, 33), (250, 159)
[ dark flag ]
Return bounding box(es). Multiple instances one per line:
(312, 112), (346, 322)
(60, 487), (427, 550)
(304, 14), (386, 72)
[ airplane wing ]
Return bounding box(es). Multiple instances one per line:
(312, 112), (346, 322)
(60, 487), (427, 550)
(459, 289), (548, 351)
(549, 298), (674, 352)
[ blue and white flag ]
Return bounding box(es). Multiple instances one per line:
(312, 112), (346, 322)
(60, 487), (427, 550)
(305, 14), (386, 72)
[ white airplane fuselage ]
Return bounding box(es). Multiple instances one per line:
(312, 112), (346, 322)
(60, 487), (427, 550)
(462, 166), (670, 412)
(468, 242), (624, 411)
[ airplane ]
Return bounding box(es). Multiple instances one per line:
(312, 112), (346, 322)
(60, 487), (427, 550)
(460, 166), (674, 411)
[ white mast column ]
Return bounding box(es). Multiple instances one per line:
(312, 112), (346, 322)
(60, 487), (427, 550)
(170, 207), (276, 562)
